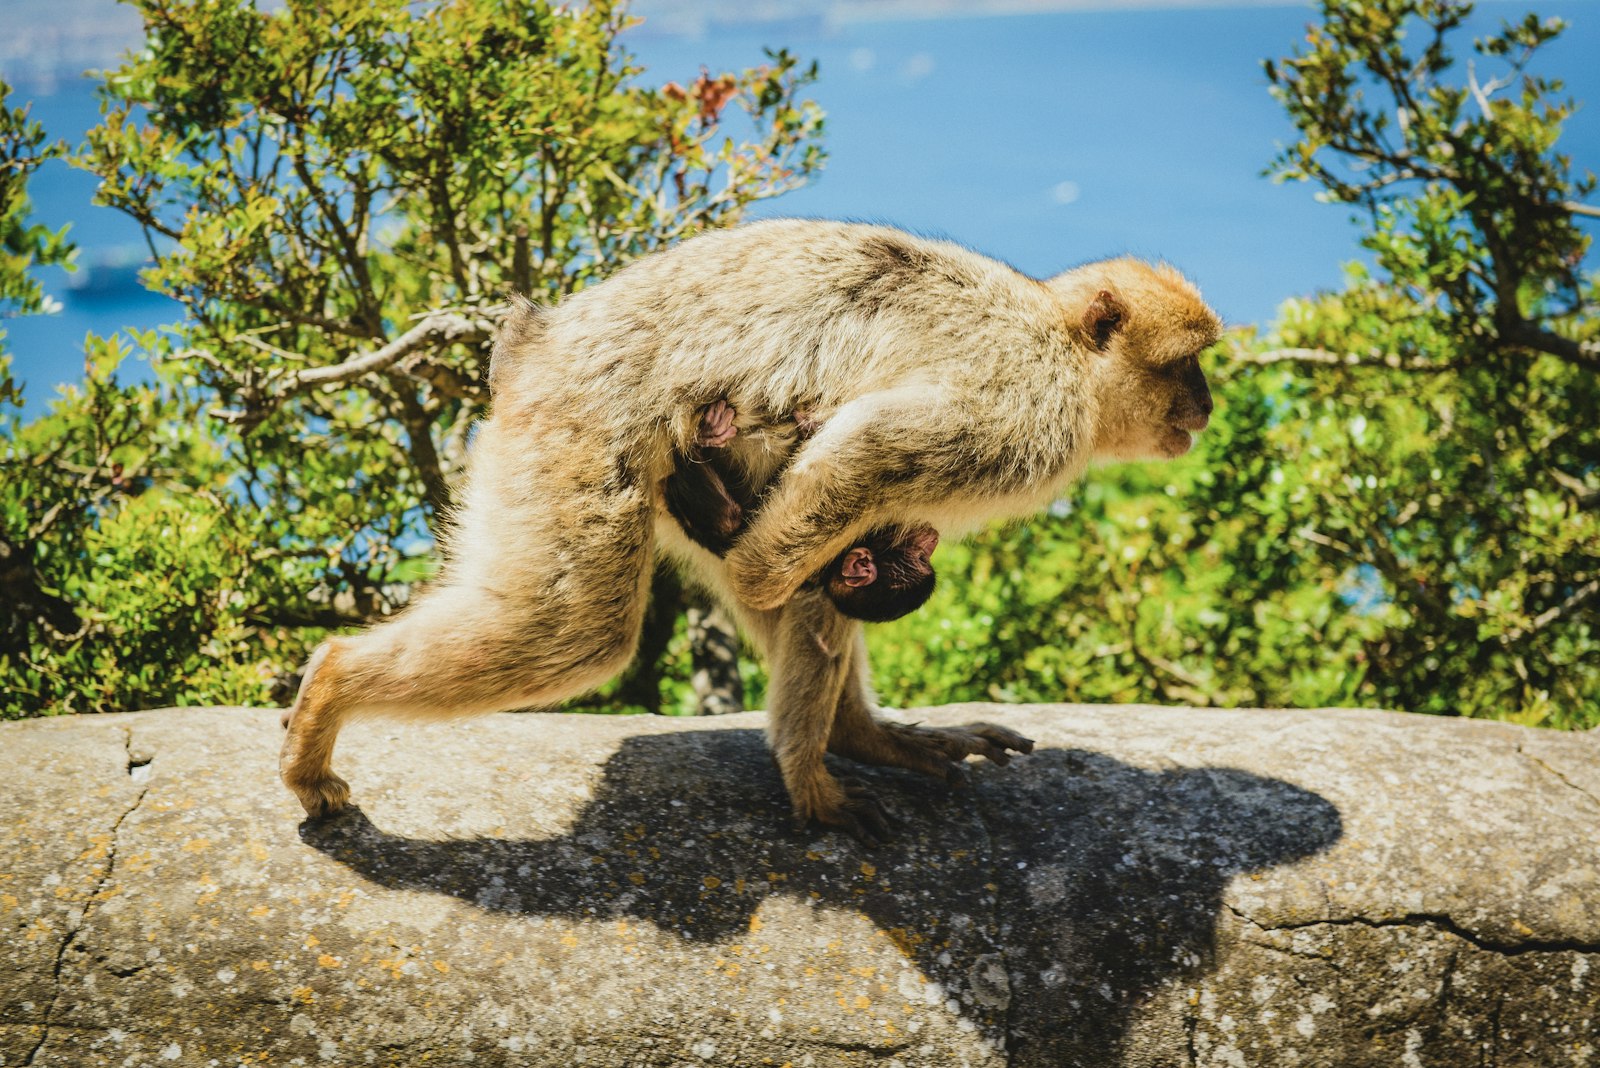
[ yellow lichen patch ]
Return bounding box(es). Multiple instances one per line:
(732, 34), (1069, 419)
(855, 995), (871, 1010)
(79, 834), (113, 862)
(703, 876), (722, 890)
(0, 893), (16, 912)
(182, 838), (211, 853)
(628, 873), (646, 886)
(24, 918), (53, 942)
(249, 905), (272, 918)
(121, 853), (153, 874)
(247, 842), (269, 862)
(291, 985), (316, 1004)
(859, 862), (877, 879)
(250, 960), (271, 971)
(766, 872), (787, 883)
(432, 961), (450, 975)
(559, 933), (579, 948)
(317, 954), (342, 969)
(748, 915), (764, 933)
(304, 934), (321, 949)
(850, 966), (875, 979)
(734, 877), (746, 894)
(335, 889), (357, 908)
(375, 958), (406, 980)
(882, 927), (925, 958)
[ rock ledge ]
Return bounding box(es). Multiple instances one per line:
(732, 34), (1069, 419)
(1, 704), (1596, 1067)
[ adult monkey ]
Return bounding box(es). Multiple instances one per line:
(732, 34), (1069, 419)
(280, 219), (1220, 843)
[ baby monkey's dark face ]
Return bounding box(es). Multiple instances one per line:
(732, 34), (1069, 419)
(822, 525), (939, 623)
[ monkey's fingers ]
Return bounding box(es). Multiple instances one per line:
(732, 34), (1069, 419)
(698, 399), (738, 448)
(961, 723), (1035, 766)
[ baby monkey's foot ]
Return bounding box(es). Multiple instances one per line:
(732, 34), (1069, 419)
(698, 399), (738, 448)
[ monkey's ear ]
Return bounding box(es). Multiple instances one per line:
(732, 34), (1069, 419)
(1081, 289), (1126, 351)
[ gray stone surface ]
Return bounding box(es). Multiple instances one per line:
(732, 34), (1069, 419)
(0, 704), (1595, 1067)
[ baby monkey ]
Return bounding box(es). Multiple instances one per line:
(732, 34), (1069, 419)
(665, 400), (939, 623)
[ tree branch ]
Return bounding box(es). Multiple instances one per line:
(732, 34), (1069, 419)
(1231, 346), (1458, 373)
(209, 308), (502, 423)
(1501, 579), (1600, 646)
(293, 310), (499, 388)
(1500, 319), (1600, 370)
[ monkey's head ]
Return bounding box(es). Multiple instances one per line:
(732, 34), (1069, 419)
(1052, 259), (1222, 463)
(821, 525), (939, 623)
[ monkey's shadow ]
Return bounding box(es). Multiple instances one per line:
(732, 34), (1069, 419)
(300, 729), (1341, 1062)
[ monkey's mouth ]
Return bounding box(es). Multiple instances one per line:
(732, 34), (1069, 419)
(1160, 425), (1196, 457)
(1162, 413), (1209, 457)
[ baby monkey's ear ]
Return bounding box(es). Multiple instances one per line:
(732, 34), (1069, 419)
(1081, 289), (1126, 351)
(837, 547), (878, 588)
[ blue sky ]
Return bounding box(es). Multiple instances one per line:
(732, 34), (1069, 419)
(3, 0), (1597, 403)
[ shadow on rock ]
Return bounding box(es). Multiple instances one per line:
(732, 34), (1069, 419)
(300, 728), (1341, 1062)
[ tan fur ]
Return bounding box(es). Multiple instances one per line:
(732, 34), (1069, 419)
(281, 219), (1221, 835)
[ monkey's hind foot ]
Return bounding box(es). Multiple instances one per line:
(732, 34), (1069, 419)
(282, 766), (351, 820)
(884, 721), (1035, 785)
(803, 777), (899, 848)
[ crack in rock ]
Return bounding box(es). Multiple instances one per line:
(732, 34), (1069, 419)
(1227, 903), (1600, 958)
(1516, 739), (1600, 813)
(21, 726), (153, 1067)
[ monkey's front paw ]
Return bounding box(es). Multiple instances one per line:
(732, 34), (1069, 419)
(952, 722), (1035, 766)
(282, 768), (351, 820)
(804, 777), (898, 848)
(886, 721), (1035, 780)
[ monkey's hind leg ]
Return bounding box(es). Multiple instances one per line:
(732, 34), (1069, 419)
(280, 441), (656, 819)
(826, 631), (1033, 788)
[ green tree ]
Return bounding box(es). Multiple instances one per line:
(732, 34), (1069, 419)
(2, 0), (822, 719)
(870, 0), (1597, 727)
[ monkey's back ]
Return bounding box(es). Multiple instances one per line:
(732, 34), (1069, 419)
(493, 220), (1073, 449)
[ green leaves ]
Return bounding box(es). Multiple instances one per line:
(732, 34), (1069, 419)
(0, 78), (74, 320)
